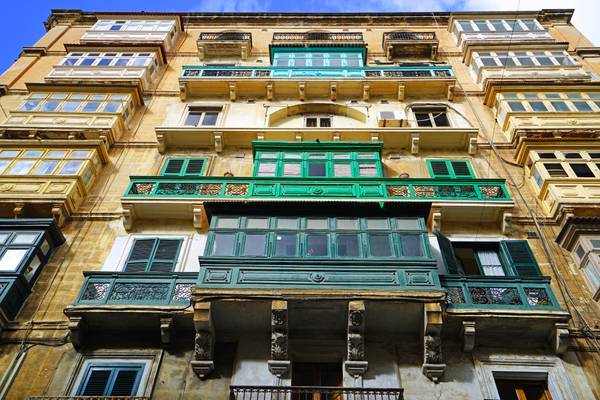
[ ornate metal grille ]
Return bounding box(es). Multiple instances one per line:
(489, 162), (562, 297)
(230, 386), (403, 400)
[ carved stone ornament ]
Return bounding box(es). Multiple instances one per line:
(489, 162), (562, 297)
(194, 331), (213, 361)
(349, 309), (364, 327)
(424, 334), (442, 364)
(272, 308), (287, 327)
(271, 331), (288, 360)
(347, 333), (365, 361)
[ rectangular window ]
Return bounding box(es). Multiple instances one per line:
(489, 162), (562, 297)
(368, 234), (392, 257)
(570, 163), (595, 177)
(508, 101), (526, 112)
(494, 379), (552, 400)
(76, 363), (144, 396)
(427, 159), (474, 178)
(243, 233), (267, 256)
(124, 238), (182, 272)
(160, 158), (207, 176)
(336, 234), (360, 257)
(183, 107), (221, 127)
(413, 108), (450, 127)
(543, 163), (568, 177)
(305, 116), (332, 128)
(275, 233), (297, 256)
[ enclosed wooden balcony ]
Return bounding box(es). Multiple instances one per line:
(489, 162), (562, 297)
(382, 31), (438, 60)
(179, 65), (455, 101)
(197, 31), (252, 59)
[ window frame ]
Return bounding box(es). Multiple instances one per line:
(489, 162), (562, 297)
(412, 107), (451, 128)
(123, 237), (183, 273)
(159, 158), (208, 177)
(426, 159), (476, 179)
(182, 105), (222, 127)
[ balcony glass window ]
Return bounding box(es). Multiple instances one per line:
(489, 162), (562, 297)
(59, 51), (157, 68)
(183, 106), (221, 127)
(254, 150), (382, 178)
(272, 48), (364, 67)
(455, 18), (542, 33)
(499, 92), (600, 116)
(0, 230), (44, 274)
(472, 50), (575, 70)
(0, 148), (99, 181)
(92, 19), (175, 32)
(206, 216), (428, 259)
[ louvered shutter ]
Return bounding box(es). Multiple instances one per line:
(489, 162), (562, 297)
(500, 240), (541, 277)
(149, 239), (181, 272)
(435, 231), (461, 274)
(450, 161), (473, 178)
(124, 239), (156, 272)
(162, 159), (185, 175)
(429, 160), (450, 178)
(109, 368), (141, 396)
(184, 159), (205, 175)
(80, 369), (111, 395)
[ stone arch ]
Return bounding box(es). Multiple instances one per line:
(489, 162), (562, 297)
(268, 103), (367, 126)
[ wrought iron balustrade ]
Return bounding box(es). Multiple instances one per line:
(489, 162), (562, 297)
(383, 31), (436, 42)
(441, 276), (560, 310)
(28, 397), (150, 400)
(73, 272), (196, 306)
(230, 386), (403, 400)
(180, 65), (453, 79)
(272, 32), (364, 42)
(125, 176), (510, 203)
(199, 32), (252, 42)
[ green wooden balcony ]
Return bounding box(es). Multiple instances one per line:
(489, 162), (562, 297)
(72, 272), (195, 306)
(124, 176), (510, 202)
(441, 275), (560, 311)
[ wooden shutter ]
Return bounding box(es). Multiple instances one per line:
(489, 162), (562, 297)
(162, 159), (185, 175)
(109, 368), (141, 396)
(184, 159), (205, 175)
(124, 238), (156, 272)
(428, 160), (450, 177)
(149, 239), (182, 272)
(435, 231), (460, 274)
(80, 369), (111, 396)
(500, 240), (541, 277)
(450, 161), (473, 178)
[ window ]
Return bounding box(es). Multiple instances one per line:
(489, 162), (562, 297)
(570, 163), (595, 177)
(92, 19), (175, 33)
(18, 92), (133, 120)
(0, 149), (98, 181)
(305, 115), (332, 128)
(206, 216), (429, 260)
(543, 163), (568, 177)
(271, 49), (364, 68)
(254, 150), (382, 178)
(413, 107), (450, 127)
(494, 378), (552, 400)
(427, 160), (475, 179)
(160, 158), (207, 176)
(455, 18), (542, 33)
(183, 106), (221, 127)
(75, 363), (145, 396)
(437, 232), (541, 277)
(124, 238), (182, 272)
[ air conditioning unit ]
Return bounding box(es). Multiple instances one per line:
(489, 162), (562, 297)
(377, 110), (406, 127)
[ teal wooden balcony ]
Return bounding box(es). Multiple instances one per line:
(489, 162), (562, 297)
(72, 272), (195, 306)
(179, 65), (455, 100)
(441, 275), (560, 311)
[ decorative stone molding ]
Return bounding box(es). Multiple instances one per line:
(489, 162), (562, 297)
(68, 316), (87, 349)
(160, 317), (174, 344)
(51, 203), (66, 227)
(410, 133), (420, 154)
(228, 82), (237, 102)
(156, 133), (166, 153)
(268, 300), (290, 377)
(192, 302), (215, 378)
(121, 203), (136, 231)
(298, 81), (306, 101)
(502, 212), (512, 235)
(549, 322), (570, 355)
(397, 84), (405, 101)
(192, 203), (207, 230)
(422, 303), (445, 382)
(330, 82), (337, 101)
(461, 321), (476, 352)
(345, 300), (368, 376)
(213, 132), (223, 153)
(447, 83), (455, 101)
(362, 83), (370, 101)
(266, 82), (274, 101)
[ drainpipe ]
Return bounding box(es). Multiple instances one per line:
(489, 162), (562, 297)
(0, 349), (27, 399)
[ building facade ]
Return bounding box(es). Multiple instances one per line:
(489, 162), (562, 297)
(0, 8), (598, 400)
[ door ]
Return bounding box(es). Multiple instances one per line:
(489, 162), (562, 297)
(495, 379), (553, 400)
(292, 362), (343, 400)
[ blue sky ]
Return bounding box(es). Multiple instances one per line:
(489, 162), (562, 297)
(1, 0), (598, 73)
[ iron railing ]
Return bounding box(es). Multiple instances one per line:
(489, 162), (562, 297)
(199, 32), (252, 42)
(28, 397), (150, 400)
(383, 31), (436, 42)
(230, 386), (403, 400)
(273, 32), (363, 42)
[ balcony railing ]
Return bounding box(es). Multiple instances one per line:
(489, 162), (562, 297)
(441, 276), (560, 310)
(125, 176), (510, 202)
(29, 397), (150, 400)
(272, 32), (363, 43)
(199, 32), (252, 42)
(230, 386), (403, 400)
(180, 65), (453, 79)
(73, 272), (196, 306)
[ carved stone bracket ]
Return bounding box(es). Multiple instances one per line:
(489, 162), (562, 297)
(268, 300), (290, 377)
(213, 131), (223, 152)
(502, 212), (513, 235)
(68, 316), (87, 349)
(397, 83), (405, 101)
(192, 203), (207, 230)
(160, 317), (175, 344)
(228, 82), (237, 102)
(156, 133), (166, 153)
(362, 83), (370, 101)
(192, 302), (215, 378)
(298, 81), (306, 101)
(468, 137), (478, 155)
(266, 82), (274, 101)
(121, 203), (136, 231)
(447, 83), (455, 101)
(51, 203), (66, 227)
(428, 206), (442, 233)
(549, 322), (569, 355)
(345, 301), (368, 377)
(460, 321), (476, 352)
(422, 303), (445, 382)
(411, 133), (420, 155)
(330, 82), (337, 101)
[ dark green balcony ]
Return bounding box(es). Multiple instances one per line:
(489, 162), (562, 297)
(441, 275), (560, 311)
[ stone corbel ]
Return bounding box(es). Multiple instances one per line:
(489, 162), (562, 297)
(410, 133), (420, 155)
(213, 131), (223, 153)
(422, 303), (445, 382)
(362, 83), (370, 101)
(332, 132), (341, 141)
(266, 82), (274, 101)
(345, 300), (368, 377)
(156, 133), (166, 153)
(257, 131), (265, 141)
(502, 212), (512, 235)
(370, 132), (380, 142)
(51, 203), (66, 227)
(28, 130), (37, 139)
(447, 84), (455, 101)
(228, 82), (237, 102)
(549, 323), (569, 355)
(121, 203), (136, 231)
(330, 82), (337, 101)
(179, 82), (188, 101)
(298, 81), (306, 101)
(468, 137), (478, 155)
(386, 45), (393, 61)
(13, 202), (25, 218)
(397, 84), (405, 101)
(193, 203), (207, 230)
(428, 206), (442, 233)
(68, 316), (87, 349)
(268, 300), (290, 377)
(192, 302), (215, 378)
(460, 321), (476, 352)
(197, 45), (205, 60)
(240, 45), (249, 60)
(160, 317), (175, 344)
(295, 132), (303, 142)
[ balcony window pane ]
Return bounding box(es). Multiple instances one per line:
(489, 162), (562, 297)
(275, 233), (297, 256)
(336, 219), (359, 230)
(433, 112), (450, 127)
(508, 101), (526, 112)
(283, 163), (301, 177)
(46, 150), (67, 158)
(573, 101), (593, 112)
(58, 161), (83, 174)
(415, 112), (432, 127)
(41, 101), (60, 112)
(554, 55), (573, 66)
(544, 163), (568, 177)
(11, 233), (39, 244)
(80, 58), (95, 66)
(132, 58), (148, 66)
(538, 152), (556, 159)
(550, 101), (570, 112)
(103, 102), (121, 113)
(306, 234), (328, 256)
(537, 57), (553, 66)
(184, 112), (202, 126)
(20, 100), (40, 111)
(0, 233), (9, 244)
(257, 162), (277, 176)
(0, 249), (28, 271)
(359, 163), (377, 177)
(564, 152), (582, 159)
(334, 163), (352, 177)
(61, 101), (80, 112)
(458, 21), (475, 32)
(369, 234), (392, 257)
(114, 59), (128, 68)
(306, 117), (317, 127)
(247, 218), (269, 229)
(521, 20), (539, 30)
(97, 58), (112, 66)
(480, 57), (497, 67)
(476, 250), (505, 276)
(211, 233), (236, 256)
(337, 234), (360, 257)
(396, 218), (421, 230)
(243, 234), (267, 256)
(401, 235), (424, 257)
(474, 21), (490, 32)
(33, 160), (58, 174)
(306, 218), (328, 230)
(277, 218), (298, 229)
(366, 219), (389, 230)
(9, 160), (34, 175)
(517, 57), (534, 66)
(82, 102), (101, 112)
(71, 151), (91, 158)
(216, 217), (238, 228)
(0, 160), (10, 174)
(23, 150), (42, 158)
(202, 112), (218, 126)
(308, 162), (326, 177)
(529, 101), (547, 112)
(570, 163), (595, 177)
(283, 153), (301, 159)
(590, 239), (600, 249)
(0, 150), (19, 157)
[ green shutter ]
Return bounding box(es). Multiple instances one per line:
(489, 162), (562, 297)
(428, 160), (475, 178)
(428, 160), (451, 178)
(185, 159), (206, 175)
(81, 369), (111, 396)
(79, 364), (143, 397)
(149, 239), (182, 272)
(124, 238), (156, 272)
(450, 161), (474, 178)
(500, 240), (541, 277)
(110, 369), (141, 396)
(162, 159), (185, 175)
(161, 158), (207, 176)
(435, 231), (461, 274)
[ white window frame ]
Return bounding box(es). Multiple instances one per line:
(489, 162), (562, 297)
(304, 114), (333, 128)
(411, 106), (452, 128)
(180, 105), (223, 127)
(454, 18), (544, 34)
(60, 52), (157, 68)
